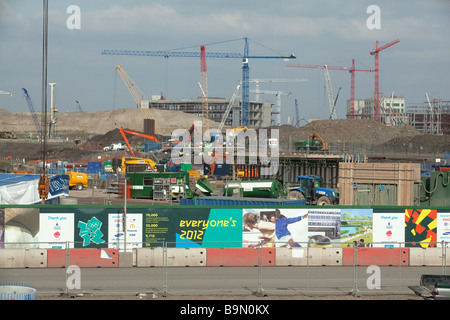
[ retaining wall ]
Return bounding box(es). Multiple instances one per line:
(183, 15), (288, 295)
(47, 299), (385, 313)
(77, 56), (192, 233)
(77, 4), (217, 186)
(1, 247), (448, 268)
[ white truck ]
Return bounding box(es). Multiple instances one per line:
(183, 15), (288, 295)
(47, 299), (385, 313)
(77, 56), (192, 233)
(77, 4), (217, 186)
(103, 143), (125, 151)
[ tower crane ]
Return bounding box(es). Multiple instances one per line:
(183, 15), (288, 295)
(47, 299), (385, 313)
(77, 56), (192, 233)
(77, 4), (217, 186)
(75, 100), (83, 112)
(115, 65), (162, 134)
(218, 84), (241, 132)
(200, 45), (209, 133)
(0, 90), (13, 96)
(102, 37), (296, 127)
(250, 89), (291, 126)
(369, 39), (400, 122)
(323, 65), (337, 120)
(249, 78), (308, 102)
(287, 59), (373, 119)
(22, 88), (42, 138)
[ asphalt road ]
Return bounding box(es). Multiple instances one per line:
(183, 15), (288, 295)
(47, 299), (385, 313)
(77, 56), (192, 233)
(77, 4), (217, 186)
(1, 266), (442, 300)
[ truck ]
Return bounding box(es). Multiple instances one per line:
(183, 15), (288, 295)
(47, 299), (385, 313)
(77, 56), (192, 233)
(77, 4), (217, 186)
(66, 171), (88, 190)
(287, 175), (338, 205)
(103, 143), (125, 151)
(409, 274), (450, 300)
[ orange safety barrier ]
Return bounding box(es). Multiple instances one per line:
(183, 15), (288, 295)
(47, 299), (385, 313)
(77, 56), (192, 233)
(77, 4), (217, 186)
(47, 248), (119, 268)
(206, 248), (275, 267)
(342, 247), (409, 266)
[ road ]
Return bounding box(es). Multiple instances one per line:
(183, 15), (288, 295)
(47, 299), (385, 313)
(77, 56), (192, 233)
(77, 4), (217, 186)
(1, 266), (441, 300)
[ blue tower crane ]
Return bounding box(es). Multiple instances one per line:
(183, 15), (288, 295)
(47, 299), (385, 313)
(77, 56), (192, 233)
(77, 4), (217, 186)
(101, 37), (295, 127)
(22, 88), (42, 138)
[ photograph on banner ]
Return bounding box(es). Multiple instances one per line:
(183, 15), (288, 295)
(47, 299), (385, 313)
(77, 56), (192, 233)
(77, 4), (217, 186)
(372, 211), (404, 248)
(144, 208), (242, 248)
(340, 209), (373, 247)
(437, 211), (450, 244)
(35, 213), (75, 248)
(108, 213), (142, 251)
(405, 208), (437, 248)
(242, 208), (309, 248)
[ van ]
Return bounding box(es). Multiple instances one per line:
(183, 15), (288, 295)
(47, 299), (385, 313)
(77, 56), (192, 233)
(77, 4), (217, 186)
(66, 172), (88, 190)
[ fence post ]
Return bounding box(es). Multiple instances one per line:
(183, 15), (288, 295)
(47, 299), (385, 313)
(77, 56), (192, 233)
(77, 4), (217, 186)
(442, 240), (447, 275)
(162, 241), (168, 296)
(65, 240), (69, 295)
(351, 242), (360, 297)
(255, 245), (266, 297)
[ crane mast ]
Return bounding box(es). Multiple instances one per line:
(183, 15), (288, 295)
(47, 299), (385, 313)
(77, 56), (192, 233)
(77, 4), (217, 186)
(369, 39), (400, 122)
(200, 46), (209, 133)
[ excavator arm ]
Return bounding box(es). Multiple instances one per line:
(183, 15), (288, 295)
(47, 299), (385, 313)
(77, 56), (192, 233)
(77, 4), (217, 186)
(120, 127), (158, 155)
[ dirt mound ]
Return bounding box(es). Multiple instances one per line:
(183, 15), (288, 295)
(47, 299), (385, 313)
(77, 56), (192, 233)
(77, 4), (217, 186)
(277, 119), (421, 145)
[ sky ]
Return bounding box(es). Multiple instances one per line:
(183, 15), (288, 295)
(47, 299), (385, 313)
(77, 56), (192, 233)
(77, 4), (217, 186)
(0, 0), (449, 125)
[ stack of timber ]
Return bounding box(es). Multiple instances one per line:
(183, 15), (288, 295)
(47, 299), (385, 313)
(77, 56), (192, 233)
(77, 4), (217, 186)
(338, 162), (421, 206)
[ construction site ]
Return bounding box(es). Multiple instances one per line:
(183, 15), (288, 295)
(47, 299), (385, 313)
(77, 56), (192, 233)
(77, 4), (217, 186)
(1, 36), (450, 209)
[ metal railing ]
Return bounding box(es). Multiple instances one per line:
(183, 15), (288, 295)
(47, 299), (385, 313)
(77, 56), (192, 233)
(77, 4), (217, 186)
(0, 240), (448, 299)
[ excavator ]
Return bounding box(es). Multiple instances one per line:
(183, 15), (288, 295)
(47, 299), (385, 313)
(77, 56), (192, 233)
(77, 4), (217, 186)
(296, 132), (329, 152)
(119, 127), (158, 156)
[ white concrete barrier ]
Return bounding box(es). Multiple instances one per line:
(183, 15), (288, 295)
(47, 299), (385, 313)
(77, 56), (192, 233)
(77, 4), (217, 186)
(0, 249), (47, 268)
(409, 247), (448, 266)
(134, 248), (206, 267)
(275, 247), (342, 266)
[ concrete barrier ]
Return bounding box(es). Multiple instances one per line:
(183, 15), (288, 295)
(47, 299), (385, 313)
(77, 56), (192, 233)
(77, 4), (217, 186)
(0, 249), (47, 268)
(409, 247), (448, 266)
(342, 247), (409, 266)
(275, 247), (342, 266)
(206, 248), (275, 266)
(47, 249), (119, 267)
(134, 248), (206, 267)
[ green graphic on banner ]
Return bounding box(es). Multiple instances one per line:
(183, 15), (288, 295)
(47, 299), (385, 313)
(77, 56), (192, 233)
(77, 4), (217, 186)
(78, 216), (105, 247)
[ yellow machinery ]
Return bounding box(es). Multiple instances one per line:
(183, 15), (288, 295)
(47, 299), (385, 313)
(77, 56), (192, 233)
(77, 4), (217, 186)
(121, 157), (156, 173)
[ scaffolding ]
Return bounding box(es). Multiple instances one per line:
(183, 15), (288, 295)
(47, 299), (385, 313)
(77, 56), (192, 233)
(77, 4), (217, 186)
(407, 98), (449, 135)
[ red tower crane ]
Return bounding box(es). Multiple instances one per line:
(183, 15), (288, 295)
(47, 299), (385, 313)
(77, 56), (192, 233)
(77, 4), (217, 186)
(369, 39), (400, 122)
(287, 60), (373, 119)
(200, 45), (209, 133)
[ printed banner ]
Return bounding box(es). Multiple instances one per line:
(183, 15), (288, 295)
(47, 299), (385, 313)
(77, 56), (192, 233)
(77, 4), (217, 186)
(372, 212), (404, 247)
(36, 213), (75, 248)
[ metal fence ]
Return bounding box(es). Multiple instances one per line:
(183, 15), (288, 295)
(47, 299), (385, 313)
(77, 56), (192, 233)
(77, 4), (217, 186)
(0, 240), (448, 299)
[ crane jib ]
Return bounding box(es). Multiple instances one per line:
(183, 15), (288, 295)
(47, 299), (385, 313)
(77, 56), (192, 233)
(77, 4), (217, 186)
(101, 50), (295, 60)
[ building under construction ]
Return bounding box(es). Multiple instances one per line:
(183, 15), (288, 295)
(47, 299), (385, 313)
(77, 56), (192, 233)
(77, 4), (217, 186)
(406, 99), (450, 135)
(147, 98), (273, 128)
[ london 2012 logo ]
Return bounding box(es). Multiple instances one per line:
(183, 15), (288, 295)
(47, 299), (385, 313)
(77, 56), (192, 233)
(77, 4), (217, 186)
(78, 217), (105, 246)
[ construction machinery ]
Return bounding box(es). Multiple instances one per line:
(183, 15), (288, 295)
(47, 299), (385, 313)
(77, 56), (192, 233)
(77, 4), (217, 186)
(103, 37), (296, 127)
(66, 171), (88, 190)
(296, 132), (329, 152)
(224, 179), (287, 199)
(287, 60), (373, 119)
(370, 39), (400, 122)
(75, 100), (83, 112)
(119, 127), (159, 156)
(22, 88), (42, 138)
(288, 175), (338, 205)
(121, 157), (156, 173)
(115, 65), (162, 134)
(250, 89), (291, 126)
(0, 90), (13, 96)
(0, 131), (17, 139)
